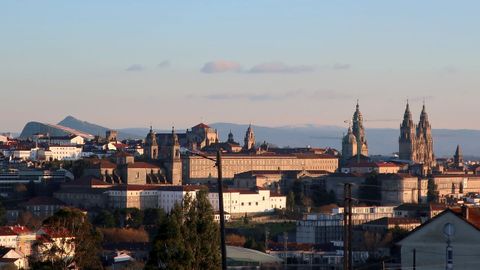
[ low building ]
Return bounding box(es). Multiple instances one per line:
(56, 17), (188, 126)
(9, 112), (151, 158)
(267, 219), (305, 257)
(379, 174), (427, 205)
(105, 185), (161, 210)
(341, 162), (401, 174)
(333, 206), (395, 225)
(362, 217), (421, 232)
(38, 145), (83, 161)
(21, 197), (66, 217)
(157, 185), (203, 212)
(208, 187), (286, 215)
(296, 214), (343, 244)
(53, 176), (112, 209)
(430, 174), (480, 200)
(398, 207), (480, 270)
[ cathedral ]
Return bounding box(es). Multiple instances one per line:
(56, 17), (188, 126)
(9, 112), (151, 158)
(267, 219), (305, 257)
(399, 102), (435, 167)
(342, 102), (369, 162)
(144, 126), (182, 185)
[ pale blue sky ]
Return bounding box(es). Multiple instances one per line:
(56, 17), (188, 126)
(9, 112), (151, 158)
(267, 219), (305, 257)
(1, 1), (479, 131)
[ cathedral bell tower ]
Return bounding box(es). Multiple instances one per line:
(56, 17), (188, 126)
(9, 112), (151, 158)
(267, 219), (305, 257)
(165, 127), (182, 185)
(145, 126), (158, 160)
(244, 124), (256, 151)
(399, 101), (416, 161)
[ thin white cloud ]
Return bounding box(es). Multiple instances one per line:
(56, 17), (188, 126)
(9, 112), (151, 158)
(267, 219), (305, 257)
(332, 63), (351, 70)
(158, 60), (171, 68)
(126, 64), (145, 72)
(248, 62), (315, 74)
(201, 60), (242, 73)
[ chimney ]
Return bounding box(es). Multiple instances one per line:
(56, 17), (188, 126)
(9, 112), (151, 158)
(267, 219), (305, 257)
(461, 205), (469, 220)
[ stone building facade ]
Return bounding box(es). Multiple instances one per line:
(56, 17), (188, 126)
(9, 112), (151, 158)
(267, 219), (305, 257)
(399, 102), (435, 167)
(183, 153), (338, 181)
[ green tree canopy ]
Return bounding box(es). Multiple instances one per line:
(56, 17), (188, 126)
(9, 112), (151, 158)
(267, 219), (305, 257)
(31, 208), (103, 270)
(146, 190), (220, 270)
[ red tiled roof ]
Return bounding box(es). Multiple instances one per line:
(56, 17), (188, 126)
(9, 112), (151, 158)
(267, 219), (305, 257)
(110, 184), (163, 191)
(92, 159), (117, 169)
(0, 227), (16, 236)
(126, 162), (160, 169)
(114, 151), (133, 157)
(64, 176), (111, 187)
(9, 226), (32, 235)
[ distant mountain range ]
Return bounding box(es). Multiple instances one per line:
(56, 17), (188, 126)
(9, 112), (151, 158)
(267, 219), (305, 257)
(53, 116), (480, 158)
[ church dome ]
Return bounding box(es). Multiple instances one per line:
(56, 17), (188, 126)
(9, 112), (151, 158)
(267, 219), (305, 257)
(343, 127), (357, 144)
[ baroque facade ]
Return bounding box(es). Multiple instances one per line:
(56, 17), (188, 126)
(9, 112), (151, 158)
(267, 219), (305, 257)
(342, 102), (368, 161)
(399, 102), (435, 167)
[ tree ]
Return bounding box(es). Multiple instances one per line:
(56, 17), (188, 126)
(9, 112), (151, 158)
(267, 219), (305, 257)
(286, 192), (295, 213)
(359, 173), (381, 205)
(427, 180), (439, 203)
(146, 190), (220, 270)
(0, 201), (6, 226)
(93, 210), (115, 228)
(73, 160), (89, 179)
(146, 204), (190, 270)
(185, 190), (220, 270)
(143, 208), (166, 227)
(291, 179), (305, 206)
(31, 208), (103, 270)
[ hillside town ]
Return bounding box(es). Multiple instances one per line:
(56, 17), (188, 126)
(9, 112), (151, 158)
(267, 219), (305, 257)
(0, 102), (479, 269)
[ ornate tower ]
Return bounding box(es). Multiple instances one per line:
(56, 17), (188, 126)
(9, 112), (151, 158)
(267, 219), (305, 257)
(227, 130), (235, 144)
(454, 145), (463, 168)
(144, 126), (158, 160)
(351, 102), (368, 158)
(244, 124), (255, 151)
(342, 126), (357, 161)
(417, 104), (435, 167)
(399, 101), (416, 161)
(165, 127), (182, 185)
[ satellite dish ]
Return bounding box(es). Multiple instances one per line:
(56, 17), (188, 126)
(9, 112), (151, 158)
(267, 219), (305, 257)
(443, 223), (455, 237)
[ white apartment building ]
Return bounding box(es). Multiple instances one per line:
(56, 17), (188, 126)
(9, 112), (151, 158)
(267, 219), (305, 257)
(333, 206), (395, 225)
(38, 146), (82, 161)
(208, 188), (286, 215)
(157, 186), (201, 212)
(34, 135), (85, 146)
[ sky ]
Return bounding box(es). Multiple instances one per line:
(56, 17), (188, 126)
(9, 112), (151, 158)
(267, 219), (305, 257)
(1, 1), (479, 132)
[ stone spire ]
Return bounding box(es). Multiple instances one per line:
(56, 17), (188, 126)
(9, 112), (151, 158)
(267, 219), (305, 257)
(145, 126), (158, 160)
(227, 130), (235, 143)
(351, 101), (368, 159)
(399, 101), (416, 161)
(244, 124), (256, 151)
(454, 144), (463, 168)
(166, 126), (182, 185)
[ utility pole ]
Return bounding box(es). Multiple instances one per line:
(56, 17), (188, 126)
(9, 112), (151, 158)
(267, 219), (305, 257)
(284, 231), (288, 269)
(265, 227), (270, 253)
(413, 248), (416, 270)
(216, 150), (227, 270)
(343, 183), (353, 270)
